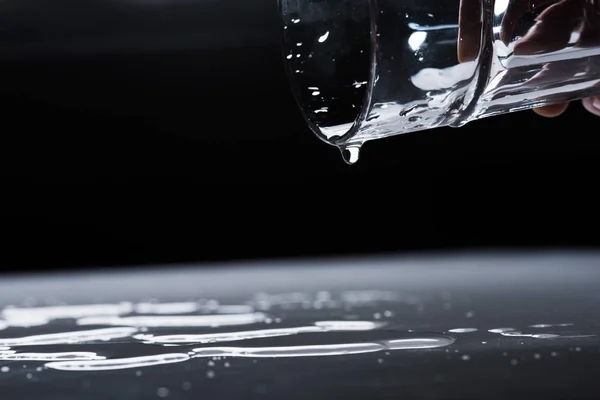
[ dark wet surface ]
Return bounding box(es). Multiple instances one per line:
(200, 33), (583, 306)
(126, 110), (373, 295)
(0, 251), (599, 399)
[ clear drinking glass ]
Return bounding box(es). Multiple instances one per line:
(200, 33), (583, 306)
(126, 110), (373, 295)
(279, 0), (600, 163)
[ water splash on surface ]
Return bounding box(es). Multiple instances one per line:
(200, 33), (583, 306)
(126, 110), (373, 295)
(76, 313), (267, 328)
(0, 327), (137, 346)
(190, 335), (455, 359)
(45, 354), (190, 372)
(0, 352), (105, 361)
(135, 320), (384, 345)
(0, 292), (596, 377)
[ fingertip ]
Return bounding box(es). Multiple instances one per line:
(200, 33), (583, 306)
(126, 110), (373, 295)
(533, 103), (569, 118)
(582, 96), (600, 117)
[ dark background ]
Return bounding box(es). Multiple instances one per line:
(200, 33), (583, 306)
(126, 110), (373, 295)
(0, 0), (598, 273)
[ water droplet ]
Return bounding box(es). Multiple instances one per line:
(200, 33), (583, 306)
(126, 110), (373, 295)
(533, 353), (541, 359)
(292, 18), (300, 23)
(1, 366), (9, 372)
(489, 328), (515, 334)
(575, 347), (582, 352)
(286, 54), (293, 60)
(373, 313), (381, 320)
(531, 333), (560, 339)
(311, 91), (320, 96)
(461, 354), (470, 361)
(208, 360), (215, 366)
(318, 31), (330, 43)
(26, 373), (32, 379)
(156, 387), (169, 398)
(224, 362), (230, 367)
(510, 359), (519, 365)
(377, 358), (383, 363)
(182, 381), (192, 390)
(551, 351), (558, 357)
(206, 370), (215, 379)
(448, 328), (477, 333)
(465, 311), (475, 318)
(340, 146), (360, 165)
(296, 42), (303, 47)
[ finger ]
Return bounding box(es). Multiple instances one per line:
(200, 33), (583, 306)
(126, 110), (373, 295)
(513, 0), (585, 55)
(533, 102), (569, 117)
(581, 96), (600, 116)
(458, 0), (482, 62)
(501, 0), (555, 45)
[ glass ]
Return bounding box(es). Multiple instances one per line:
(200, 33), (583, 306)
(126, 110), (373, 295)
(279, 0), (600, 163)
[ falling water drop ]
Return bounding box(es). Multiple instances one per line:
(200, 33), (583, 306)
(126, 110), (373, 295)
(340, 146), (360, 165)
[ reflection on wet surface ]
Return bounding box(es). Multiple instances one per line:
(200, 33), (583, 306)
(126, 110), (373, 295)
(1, 251), (600, 399)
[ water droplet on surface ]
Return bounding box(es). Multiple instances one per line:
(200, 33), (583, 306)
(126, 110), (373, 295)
(45, 354), (190, 372)
(206, 370), (215, 379)
(340, 146), (360, 165)
(465, 311), (475, 318)
(510, 359), (519, 365)
(1, 366), (9, 372)
(448, 328), (478, 333)
(318, 31), (330, 43)
(489, 328), (515, 334)
(461, 354), (470, 361)
(156, 387), (169, 398)
(533, 353), (541, 359)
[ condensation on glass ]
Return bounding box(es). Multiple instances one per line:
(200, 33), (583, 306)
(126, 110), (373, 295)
(280, 0), (600, 163)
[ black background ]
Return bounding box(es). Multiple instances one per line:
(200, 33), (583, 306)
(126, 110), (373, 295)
(0, 0), (598, 273)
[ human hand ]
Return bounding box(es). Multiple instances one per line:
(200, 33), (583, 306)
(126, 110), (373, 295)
(457, 0), (600, 117)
